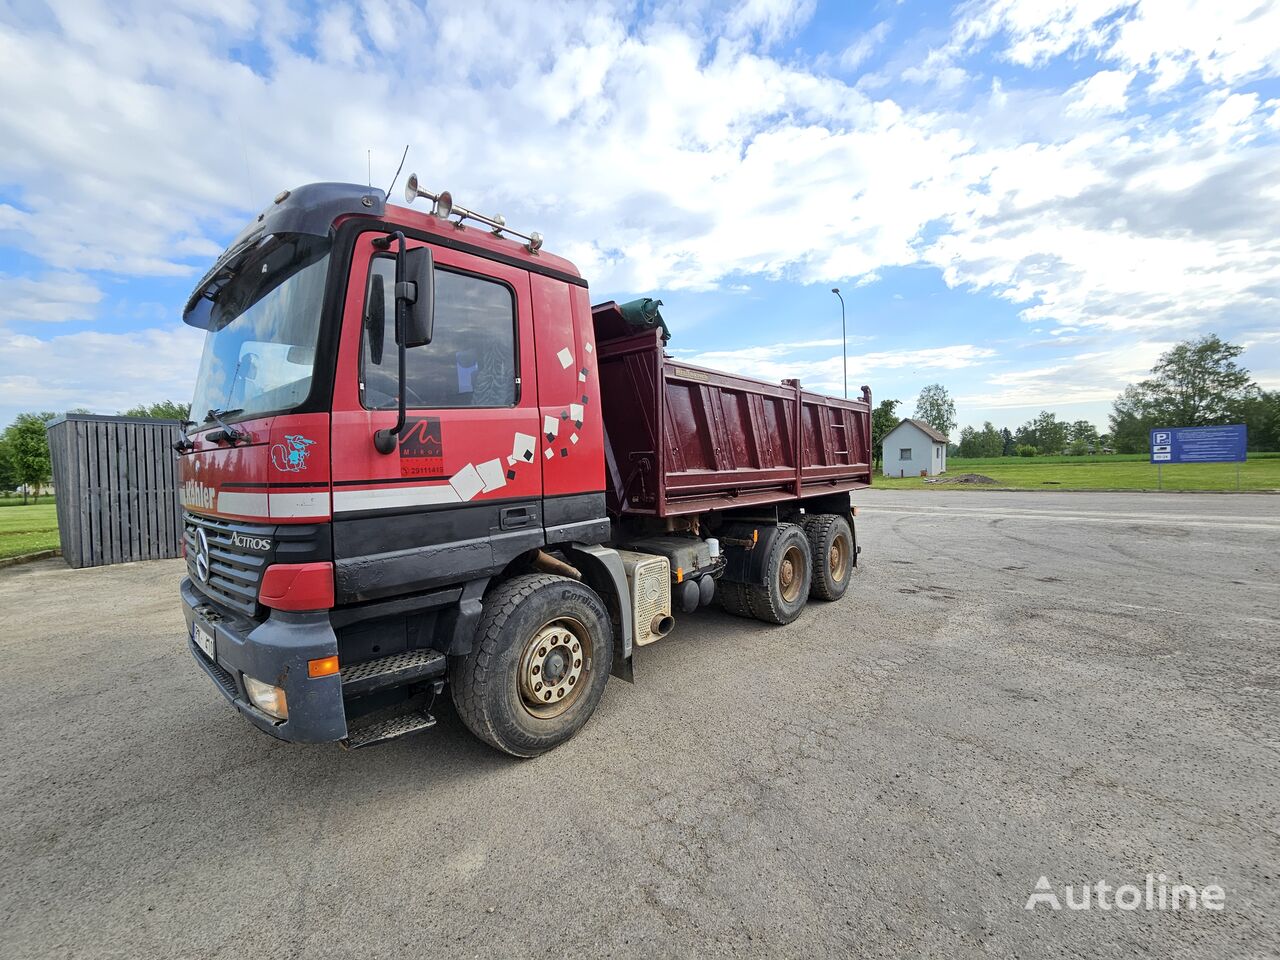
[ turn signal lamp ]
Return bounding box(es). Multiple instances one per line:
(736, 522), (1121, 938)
(308, 656), (339, 678)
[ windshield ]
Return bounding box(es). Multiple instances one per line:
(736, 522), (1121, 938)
(186, 234), (330, 424)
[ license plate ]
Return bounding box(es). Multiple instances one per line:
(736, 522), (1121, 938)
(192, 620), (216, 660)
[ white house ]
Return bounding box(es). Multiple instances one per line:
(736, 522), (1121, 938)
(882, 418), (949, 478)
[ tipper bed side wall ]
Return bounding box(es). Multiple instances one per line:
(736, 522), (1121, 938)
(595, 328), (872, 518)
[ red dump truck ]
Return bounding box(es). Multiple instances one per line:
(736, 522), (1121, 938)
(176, 179), (871, 756)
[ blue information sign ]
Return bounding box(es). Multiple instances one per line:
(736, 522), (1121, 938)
(1150, 424), (1247, 463)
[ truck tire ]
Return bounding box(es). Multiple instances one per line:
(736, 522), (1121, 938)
(801, 514), (854, 601)
(449, 574), (613, 758)
(744, 523), (812, 625)
(717, 579), (753, 619)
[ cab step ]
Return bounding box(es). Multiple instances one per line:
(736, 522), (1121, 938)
(343, 709), (437, 749)
(340, 648), (447, 697)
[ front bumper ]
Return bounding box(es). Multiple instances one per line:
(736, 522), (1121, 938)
(180, 577), (347, 743)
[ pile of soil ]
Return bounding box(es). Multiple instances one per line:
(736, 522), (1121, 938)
(923, 473), (1000, 485)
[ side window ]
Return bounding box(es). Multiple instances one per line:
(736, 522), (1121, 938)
(899, 447), (912, 461)
(361, 257), (517, 409)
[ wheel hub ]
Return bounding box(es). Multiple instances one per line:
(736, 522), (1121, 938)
(829, 532), (849, 582)
(518, 620), (588, 718)
(779, 544), (806, 603)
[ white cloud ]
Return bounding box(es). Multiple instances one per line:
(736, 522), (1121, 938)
(955, 0), (1280, 85)
(725, 0), (817, 46)
(1064, 69), (1134, 117)
(0, 273), (101, 324)
(0, 325), (203, 422)
(0, 0), (1276, 422)
(959, 340), (1172, 410)
(677, 341), (996, 394)
(839, 20), (891, 70)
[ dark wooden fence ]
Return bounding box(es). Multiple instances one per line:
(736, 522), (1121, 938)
(46, 414), (184, 568)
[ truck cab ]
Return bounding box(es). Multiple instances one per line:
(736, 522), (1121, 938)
(178, 180), (868, 756)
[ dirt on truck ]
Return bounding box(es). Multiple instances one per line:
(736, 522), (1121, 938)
(176, 178), (872, 756)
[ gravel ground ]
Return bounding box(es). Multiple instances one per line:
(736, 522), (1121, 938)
(2, 490), (1277, 959)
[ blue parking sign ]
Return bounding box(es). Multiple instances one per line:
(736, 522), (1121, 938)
(1150, 424), (1247, 463)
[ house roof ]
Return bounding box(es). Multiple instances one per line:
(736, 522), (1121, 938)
(893, 418), (949, 443)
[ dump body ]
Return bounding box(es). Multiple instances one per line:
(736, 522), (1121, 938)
(593, 314), (872, 518)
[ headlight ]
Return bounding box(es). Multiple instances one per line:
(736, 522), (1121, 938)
(243, 675), (288, 720)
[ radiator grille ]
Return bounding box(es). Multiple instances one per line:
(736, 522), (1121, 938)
(183, 512), (271, 617)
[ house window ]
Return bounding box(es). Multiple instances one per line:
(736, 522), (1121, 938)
(899, 447), (912, 460)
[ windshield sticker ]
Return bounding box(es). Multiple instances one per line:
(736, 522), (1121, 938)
(399, 417), (444, 478)
(271, 435), (315, 473)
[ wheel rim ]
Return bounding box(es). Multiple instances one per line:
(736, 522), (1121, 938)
(518, 617), (591, 719)
(828, 532), (850, 583)
(779, 544), (806, 604)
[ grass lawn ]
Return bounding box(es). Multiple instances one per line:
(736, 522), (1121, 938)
(874, 454), (1280, 492)
(0, 503), (61, 559)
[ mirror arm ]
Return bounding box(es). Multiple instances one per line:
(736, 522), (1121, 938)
(374, 231), (408, 455)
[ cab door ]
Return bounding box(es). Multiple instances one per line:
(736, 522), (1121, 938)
(329, 232), (543, 603)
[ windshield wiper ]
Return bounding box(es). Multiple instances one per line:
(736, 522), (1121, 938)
(204, 408), (248, 445)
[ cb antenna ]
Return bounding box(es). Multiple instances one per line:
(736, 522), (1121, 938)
(386, 144), (409, 198)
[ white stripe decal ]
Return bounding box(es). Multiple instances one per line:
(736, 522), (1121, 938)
(217, 491), (268, 516)
(332, 484), (461, 513)
(269, 492), (330, 517)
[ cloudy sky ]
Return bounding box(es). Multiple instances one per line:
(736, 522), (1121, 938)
(2, 0), (1278, 433)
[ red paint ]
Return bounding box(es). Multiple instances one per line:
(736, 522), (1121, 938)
(176, 413), (331, 523)
(595, 327), (872, 517)
(183, 187), (868, 601)
(259, 562), (335, 611)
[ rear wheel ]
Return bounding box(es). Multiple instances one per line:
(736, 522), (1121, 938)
(744, 523), (812, 625)
(449, 574), (613, 757)
(801, 514), (854, 601)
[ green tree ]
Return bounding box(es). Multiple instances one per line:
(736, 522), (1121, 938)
(1067, 419), (1099, 455)
(956, 421), (1003, 458)
(4, 412), (56, 504)
(1236, 389), (1280, 451)
(999, 427), (1014, 456)
(1109, 384), (1151, 453)
(913, 383), (956, 440)
(871, 398), (901, 468)
(0, 437), (17, 492)
(1031, 411), (1068, 454)
(120, 400), (191, 420)
(1109, 334), (1256, 451)
(975, 421), (1003, 457)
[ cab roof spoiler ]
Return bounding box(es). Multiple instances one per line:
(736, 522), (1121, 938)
(183, 182), (386, 319)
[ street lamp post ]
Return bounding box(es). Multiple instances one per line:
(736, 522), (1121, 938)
(831, 287), (847, 398)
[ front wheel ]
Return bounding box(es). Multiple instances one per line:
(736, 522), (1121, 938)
(449, 574), (613, 757)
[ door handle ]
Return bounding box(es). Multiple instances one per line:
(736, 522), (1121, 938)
(501, 506), (533, 529)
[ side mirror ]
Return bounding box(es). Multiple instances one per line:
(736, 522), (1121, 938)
(396, 245), (435, 349)
(366, 272), (386, 365)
